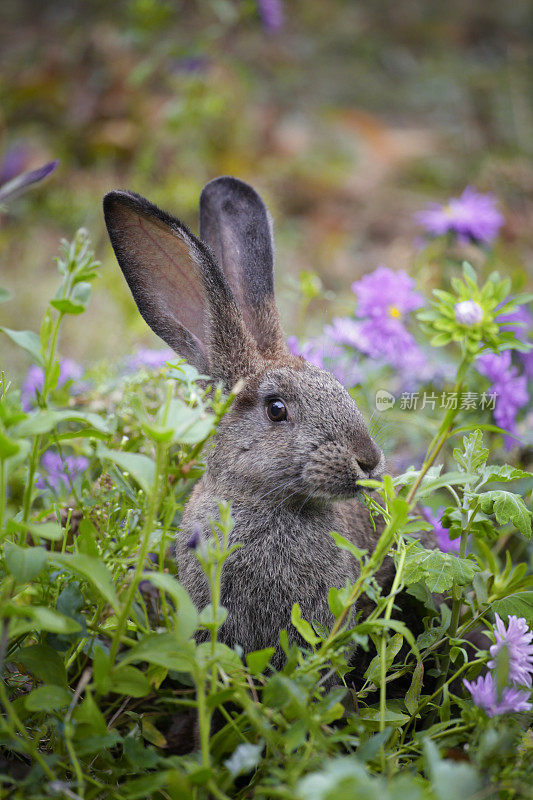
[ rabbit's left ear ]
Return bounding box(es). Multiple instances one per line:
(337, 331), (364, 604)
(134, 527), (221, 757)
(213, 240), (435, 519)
(199, 176), (287, 358)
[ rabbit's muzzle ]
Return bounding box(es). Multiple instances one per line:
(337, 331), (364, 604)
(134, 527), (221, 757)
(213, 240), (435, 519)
(302, 439), (384, 499)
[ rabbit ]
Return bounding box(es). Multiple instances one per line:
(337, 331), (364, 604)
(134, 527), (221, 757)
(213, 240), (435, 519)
(103, 176), (395, 670)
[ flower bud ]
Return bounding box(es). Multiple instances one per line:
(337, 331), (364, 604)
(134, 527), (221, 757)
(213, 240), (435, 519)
(454, 300), (483, 325)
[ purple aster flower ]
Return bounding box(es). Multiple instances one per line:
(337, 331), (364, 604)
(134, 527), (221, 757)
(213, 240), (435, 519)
(351, 266), (424, 319)
(487, 614), (533, 688)
(126, 348), (174, 372)
(464, 673), (532, 717)
(421, 506), (460, 553)
(0, 159), (58, 204)
(455, 300), (483, 326)
(415, 186), (504, 245)
(257, 0), (284, 32)
(476, 352), (529, 448)
(21, 358), (83, 411)
(37, 451), (89, 492)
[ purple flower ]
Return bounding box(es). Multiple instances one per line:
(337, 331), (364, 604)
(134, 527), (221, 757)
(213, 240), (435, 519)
(346, 266), (426, 372)
(463, 673), (532, 717)
(455, 300), (483, 326)
(351, 266), (424, 319)
(37, 451), (89, 492)
(0, 144), (31, 184)
(476, 352), (529, 448)
(126, 348), (174, 372)
(421, 506), (460, 553)
(21, 358), (83, 411)
(0, 160), (59, 204)
(487, 614), (533, 688)
(257, 0), (284, 32)
(415, 186), (504, 245)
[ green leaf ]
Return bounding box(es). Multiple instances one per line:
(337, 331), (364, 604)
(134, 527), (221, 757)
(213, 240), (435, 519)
(120, 632), (196, 673)
(291, 602), (321, 646)
(25, 685), (72, 712)
(7, 605), (82, 637)
(480, 465), (533, 485)
(246, 648), (275, 675)
(403, 544), (479, 593)
(0, 287), (12, 304)
(453, 430), (488, 476)
(424, 739), (482, 800)
(28, 521), (63, 541)
(330, 530), (367, 560)
(108, 665), (151, 697)
(492, 592), (533, 626)
(0, 429), (20, 460)
(405, 661), (424, 715)
(14, 408), (110, 437)
(4, 542), (47, 583)
(0, 327), (43, 365)
(50, 552), (120, 611)
(97, 445), (155, 494)
(14, 644), (67, 686)
(50, 298), (85, 315)
(479, 491), (531, 539)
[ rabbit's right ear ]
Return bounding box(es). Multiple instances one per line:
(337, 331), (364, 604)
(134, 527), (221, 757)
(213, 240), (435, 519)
(103, 190), (259, 383)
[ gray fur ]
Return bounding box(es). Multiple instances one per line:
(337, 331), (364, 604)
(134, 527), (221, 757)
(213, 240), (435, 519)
(104, 178), (392, 670)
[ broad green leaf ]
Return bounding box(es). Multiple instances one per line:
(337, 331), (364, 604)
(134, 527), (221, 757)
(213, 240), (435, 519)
(424, 740), (482, 800)
(479, 491), (531, 539)
(97, 445), (155, 494)
(0, 429), (20, 460)
(14, 644), (67, 686)
(291, 602), (321, 646)
(50, 552), (120, 611)
(108, 665), (151, 697)
(50, 298), (85, 315)
(405, 661), (424, 715)
(4, 542), (47, 583)
(120, 632), (196, 672)
(246, 648), (275, 675)
(402, 544), (479, 593)
(25, 685), (72, 712)
(492, 592), (533, 626)
(196, 642), (243, 672)
(14, 408), (110, 437)
(28, 521), (63, 541)
(480, 465), (533, 485)
(0, 327), (43, 365)
(358, 708), (410, 727)
(8, 605), (82, 637)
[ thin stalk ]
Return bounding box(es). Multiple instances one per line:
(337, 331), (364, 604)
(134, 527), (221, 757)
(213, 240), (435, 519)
(109, 441), (164, 664)
(0, 459), (5, 534)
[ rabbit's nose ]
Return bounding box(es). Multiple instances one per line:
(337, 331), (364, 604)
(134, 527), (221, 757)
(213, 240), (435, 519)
(355, 441), (383, 476)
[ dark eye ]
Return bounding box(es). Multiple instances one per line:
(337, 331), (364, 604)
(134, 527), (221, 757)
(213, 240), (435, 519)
(266, 398), (288, 422)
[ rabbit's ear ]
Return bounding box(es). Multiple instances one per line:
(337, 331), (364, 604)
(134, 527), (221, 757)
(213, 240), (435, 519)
(103, 190), (259, 384)
(199, 176), (287, 357)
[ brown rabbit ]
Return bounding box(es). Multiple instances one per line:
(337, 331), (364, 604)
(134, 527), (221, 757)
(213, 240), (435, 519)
(104, 177), (394, 669)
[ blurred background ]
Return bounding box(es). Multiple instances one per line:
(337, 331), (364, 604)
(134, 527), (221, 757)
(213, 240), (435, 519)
(1, 0), (532, 380)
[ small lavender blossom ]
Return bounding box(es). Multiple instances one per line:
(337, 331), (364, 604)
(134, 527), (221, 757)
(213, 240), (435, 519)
(488, 614), (533, 688)
(421, 506), (460, 554)
(415, 186), (504, 245)
(476, 351), (529, 447)
(21, 358), (83, 411)
(257, 0), (284, 32)
(351, 266), (424, 319)
(0, 144), (31, 184)
(126, 348), (174, 372)
(187, 526), (202, 550)
(37, 451), (89, 492)
(464, 673), (532, 716)
(455, 300), (483, 326)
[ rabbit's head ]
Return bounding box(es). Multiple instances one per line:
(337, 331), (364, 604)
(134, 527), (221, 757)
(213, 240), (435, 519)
(104, 177), (384, 505)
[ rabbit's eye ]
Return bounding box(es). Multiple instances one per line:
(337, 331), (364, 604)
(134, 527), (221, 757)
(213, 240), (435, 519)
(266, 398), (288, 422)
